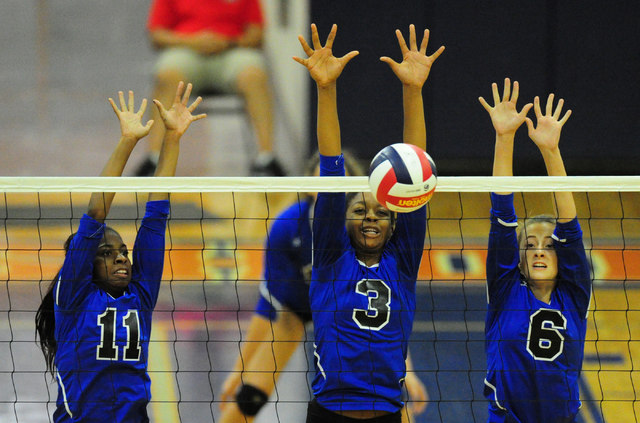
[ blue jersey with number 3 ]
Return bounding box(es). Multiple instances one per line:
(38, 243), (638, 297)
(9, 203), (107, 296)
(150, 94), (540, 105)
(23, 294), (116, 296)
(309, 154), (426, 413)
(52, 200), (169, 423)
(484, 193), (591, 423)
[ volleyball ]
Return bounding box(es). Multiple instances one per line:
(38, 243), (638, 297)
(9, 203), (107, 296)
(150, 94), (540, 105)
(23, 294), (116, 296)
(368, 143), (437, 213)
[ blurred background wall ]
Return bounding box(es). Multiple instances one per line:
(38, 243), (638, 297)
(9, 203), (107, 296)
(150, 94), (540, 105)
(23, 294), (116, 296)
(310, 0), (640, 175)
(0, 0), (638, 176)
(0, 0), (309, 176)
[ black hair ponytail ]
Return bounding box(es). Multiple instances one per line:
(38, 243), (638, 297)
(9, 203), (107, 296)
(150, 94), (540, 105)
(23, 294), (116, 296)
(35, 232), (76, 377)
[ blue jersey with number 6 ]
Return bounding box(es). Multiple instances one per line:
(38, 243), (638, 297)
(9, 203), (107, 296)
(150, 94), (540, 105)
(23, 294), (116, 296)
(309, 154), (426, 413)
(52, 200), (169, 423)
(484, 193), (591, 423)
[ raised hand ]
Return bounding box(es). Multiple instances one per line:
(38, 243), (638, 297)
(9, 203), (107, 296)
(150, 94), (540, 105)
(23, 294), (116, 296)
(380, 25), (445, 88)
(525, 94), (572, 151)
(108, 90), (154, 140)
(293, 23), (359, 88)
(153, 81), (207, 135)
(479, 78), (533, 136)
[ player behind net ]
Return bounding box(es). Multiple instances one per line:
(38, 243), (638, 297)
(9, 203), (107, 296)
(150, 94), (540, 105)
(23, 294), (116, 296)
(293, 23), (443, 423)
(479, 78), (592, 422)
(217, 151), (428, 423)
(35, 83), (205, 422)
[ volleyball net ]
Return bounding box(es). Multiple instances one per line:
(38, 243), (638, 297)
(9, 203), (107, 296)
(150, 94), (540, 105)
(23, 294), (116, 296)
(1, 176), (639, 422)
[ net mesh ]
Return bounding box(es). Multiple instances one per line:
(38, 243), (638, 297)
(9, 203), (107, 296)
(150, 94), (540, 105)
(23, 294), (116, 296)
(1, 176), (639, 422)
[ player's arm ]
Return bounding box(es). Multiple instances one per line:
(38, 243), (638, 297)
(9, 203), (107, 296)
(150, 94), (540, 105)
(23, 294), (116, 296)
(525, 95), (589, 303)
(480, 80), (529, 301)
(479, 78), (533, 192)
(294, 24), (358, 263)
(60, 91), (152, 305)
(88, 91), (153, 222)
(293, 23), (358, 156)
(525, 94), (575, 222)
(404, 350), (428, 417)
(149, 81), (206, 201)
(380, 25), (444, 151)
(129, 82), (204, 306)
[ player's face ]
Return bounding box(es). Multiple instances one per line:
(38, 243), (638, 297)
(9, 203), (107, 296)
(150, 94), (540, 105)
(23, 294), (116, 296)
(346, 192), (394, 257)
(519, 222), (558, 283)
(93, 230), (132, 297)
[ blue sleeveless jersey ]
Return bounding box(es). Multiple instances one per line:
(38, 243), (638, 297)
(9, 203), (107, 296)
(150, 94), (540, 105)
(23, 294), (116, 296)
(52, 200), (169, 423)
(309, 154), (426, 413)
(254, 198), (313, 323)
(484, 193), (591, 423)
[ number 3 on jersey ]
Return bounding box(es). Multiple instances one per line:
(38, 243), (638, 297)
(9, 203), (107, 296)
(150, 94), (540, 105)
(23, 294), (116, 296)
(526, 308), (567, 361)
(352, 279), (391, 330)
(97, 307), (142, 361)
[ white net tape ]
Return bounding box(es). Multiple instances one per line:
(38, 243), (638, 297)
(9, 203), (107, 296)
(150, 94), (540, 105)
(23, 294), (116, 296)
(1, 175), (640, 192)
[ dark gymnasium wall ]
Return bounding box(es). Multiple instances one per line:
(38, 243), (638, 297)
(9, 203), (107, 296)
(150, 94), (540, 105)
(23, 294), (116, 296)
(308, 0), (639, 175)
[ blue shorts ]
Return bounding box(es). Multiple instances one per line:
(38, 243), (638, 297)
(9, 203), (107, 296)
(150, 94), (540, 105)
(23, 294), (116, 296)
(254, 280), (312, 323)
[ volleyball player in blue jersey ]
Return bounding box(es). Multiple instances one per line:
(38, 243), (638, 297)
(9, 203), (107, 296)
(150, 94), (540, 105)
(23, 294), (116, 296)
(293, 24), (443, 422)
(218, 153), (428, 423)
(479, 79), (591, 423)
(35, 82), (205, 422)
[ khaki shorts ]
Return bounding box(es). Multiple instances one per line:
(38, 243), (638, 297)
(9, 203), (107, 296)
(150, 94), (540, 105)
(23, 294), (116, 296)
(154, 47), (266, 93)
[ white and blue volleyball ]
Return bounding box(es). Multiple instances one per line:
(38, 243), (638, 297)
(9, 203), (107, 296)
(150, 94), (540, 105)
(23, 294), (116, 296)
(368, 143), (437, 213)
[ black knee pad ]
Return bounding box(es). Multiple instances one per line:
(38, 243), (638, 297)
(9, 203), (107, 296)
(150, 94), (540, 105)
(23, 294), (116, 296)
(235, 384), (268, 416)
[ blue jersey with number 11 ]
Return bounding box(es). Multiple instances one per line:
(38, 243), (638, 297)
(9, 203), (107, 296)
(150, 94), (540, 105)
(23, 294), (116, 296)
(309, 154), (426, 413)
(53, 200), (169, 423)
(484, 193), (591, 423)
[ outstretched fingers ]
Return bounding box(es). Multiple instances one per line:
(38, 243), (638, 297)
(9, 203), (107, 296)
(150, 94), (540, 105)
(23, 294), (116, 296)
(187, 96), (202, 112)
(408, 24), (417, 51)
(181, 82), (194, 105)
(311, 23), (322, 50)
(108, 97), (120, 116)
(511, 80), (520, 104)
(297, 34), (313, 57)
(532, 95), (542, 118)
(559, 108), (572, 125)
(395, 29), (409, 56)
(428, 45), (445, 63)
(553, 98), (564, 119)
(419, 29), (429, 55)
(137, 98), (148, 117)
(173, 81), (185, 105)
(339, 50), (359, 66)
(324, 24), (337, 49)
(478, 96), (492, 113)
(491, 82), (501, 106)
(501, 78), (512, 102)
(127, 90), (135, 112)
(545, 93), (555, 115)
(118, 90), (127, 112)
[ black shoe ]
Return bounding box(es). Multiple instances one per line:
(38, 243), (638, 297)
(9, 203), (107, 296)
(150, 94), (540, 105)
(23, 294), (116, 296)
(250, 157), (286, 176)
(134, 157), (157, 177)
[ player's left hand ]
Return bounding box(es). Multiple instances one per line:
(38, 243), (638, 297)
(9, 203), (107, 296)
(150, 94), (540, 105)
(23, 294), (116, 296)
(525, 94), (572, 151)
(108, 90), (154, 141)
(293, 23), (359, 88)
(153, 81), (207, 135)
(381, 25), (445, 88)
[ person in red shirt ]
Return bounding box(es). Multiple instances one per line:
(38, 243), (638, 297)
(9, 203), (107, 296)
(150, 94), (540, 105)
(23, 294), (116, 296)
(138, 0), (285, 176)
